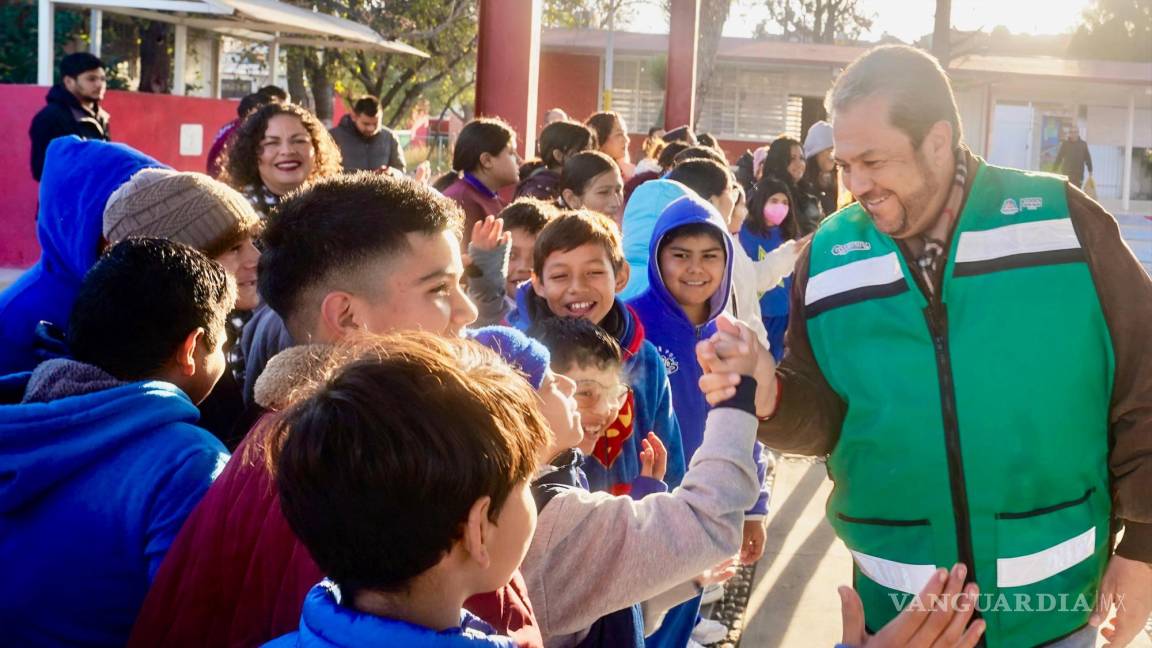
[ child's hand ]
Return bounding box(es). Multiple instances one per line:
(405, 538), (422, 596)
(694, 557), (739, 589)
(638, 432), (667, 482)
(740, 519), (767, 565)
(470, 215), (510, 253)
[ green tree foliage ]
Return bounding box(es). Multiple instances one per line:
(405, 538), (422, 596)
(0, 2), (87, 84)
(754, 0), (874, 43)
(543, 0), (643, 29)
(1068, 0), (1152, 62)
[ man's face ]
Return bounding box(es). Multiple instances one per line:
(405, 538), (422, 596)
(347, 230), (479, 338)
(506, 227), (537, 296)
(353, 111), (381, 138)
(832, 95), (948, 240)
(64, 68), (107, 104)
(532, 242), (625, 326)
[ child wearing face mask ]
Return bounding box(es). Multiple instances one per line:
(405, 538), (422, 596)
(741, 175), (802, 362)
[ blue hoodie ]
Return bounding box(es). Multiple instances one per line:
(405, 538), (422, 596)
(0, 137), (165, 374)
(264, 581), (517, 647)
(0, 359), (228, 647)
(628, 196), (770, 514)
(508, 283), (686, 491)
(628, 196), (772, 648)
(619, 179), (690, 300)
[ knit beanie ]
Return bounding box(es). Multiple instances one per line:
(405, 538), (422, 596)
(103, 168), (260, 257)
(469, 326), (551, 390)
(802, 121), (834, 159)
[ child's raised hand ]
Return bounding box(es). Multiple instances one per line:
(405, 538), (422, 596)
(638, 432), (667, 482)
(693, 557), (740, 589)
(470, 215), (509, 253)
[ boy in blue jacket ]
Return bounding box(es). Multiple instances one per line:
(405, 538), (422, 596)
(629, 194), (773, 648)
(0, 238), (232, 646)
(264, 333), (550, 648)
(508, 209), (686, 493)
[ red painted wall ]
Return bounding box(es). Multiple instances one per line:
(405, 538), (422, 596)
(537, 52), (600, 131)
(0, 85), (240, 268)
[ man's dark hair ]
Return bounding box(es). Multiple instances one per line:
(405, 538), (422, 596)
(674, 145), (728, 166)
(60, 52), (103, 79)
(257, 85), (289, 102)
(237, 92), (273, 119)
(69, 238), (235, 381)
(667, 158), (732, 201)
(657, 142), (690, 170)
(499, 198), (558, 235)
(274, 333), (549, 598)
(662, 125), (697, 146)
(352, 95), (381, 117)
(452, 118), (516, 173)
(533, 209), (624, 278)
(827, 45), (962, 149)
(529, 316), (622, 373)
(259, 173), (463, 337)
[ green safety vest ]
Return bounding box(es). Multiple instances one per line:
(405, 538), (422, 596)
(805, 161), (1113, 646)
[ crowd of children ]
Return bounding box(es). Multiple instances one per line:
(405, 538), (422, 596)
(0, 93), (984, 647)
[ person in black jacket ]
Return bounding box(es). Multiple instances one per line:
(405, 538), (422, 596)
(28, 53), (111, 181)
(1054, 127), (1094, 189)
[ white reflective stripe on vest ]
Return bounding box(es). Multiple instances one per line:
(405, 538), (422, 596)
(805, 252), (904, 307)
(849, 550), (938, 595)
(954, 219), (1081, 264)
(996, 527), (1096, 589)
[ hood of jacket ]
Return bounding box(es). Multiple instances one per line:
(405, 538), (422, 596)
(0, 359), (200, 513)
(37, 136), (166, 283)
(642, 194), (733, 330)
(284, 581), (517, 647)
(620, 179), (692, 300)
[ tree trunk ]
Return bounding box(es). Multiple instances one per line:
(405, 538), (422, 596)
(286, 47), (311, 111)
(933, 0), (952, 68)
(306, 51), (334, 125)
(137, 21), (171, 93)
(693, 0), (732, 131)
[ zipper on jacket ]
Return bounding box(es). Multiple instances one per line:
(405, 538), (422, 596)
(923, 302), (977, 587)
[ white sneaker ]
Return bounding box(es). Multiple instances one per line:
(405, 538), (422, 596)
(691, 618), (729, 644)
(700, 582), (725, 605)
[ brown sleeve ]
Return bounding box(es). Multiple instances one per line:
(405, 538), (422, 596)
(1067, 185), (1152, 562)
(756, 238), (847, 456)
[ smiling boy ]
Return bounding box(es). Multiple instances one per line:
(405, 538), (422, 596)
(509, 209), (686, 493)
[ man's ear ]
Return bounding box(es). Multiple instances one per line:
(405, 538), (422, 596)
(175, 328), (205, 377)
(318, 291), (360, 339)
(925, 120), (954, 164)
(462, 496), (493, 569)
(614, 262), (630, 294)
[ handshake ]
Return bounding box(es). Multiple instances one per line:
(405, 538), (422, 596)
(694, 314), (759, 403)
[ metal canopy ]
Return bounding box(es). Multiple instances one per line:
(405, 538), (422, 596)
(38, 0), (427, 92)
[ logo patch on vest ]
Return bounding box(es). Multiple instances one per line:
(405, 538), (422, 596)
(832, 241), (872, 256)
(1021, 197), (1043, 211)
(1000, 199), (1020, 215)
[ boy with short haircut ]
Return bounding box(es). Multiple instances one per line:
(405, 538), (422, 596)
(130, 174), (543, 648)
(628, 194), (773, 647)
(520, 315), (767, 647)
(509, 209), (687, 492)
(467, 198), (559, 327)
(265, 333), (549, 646)
(0, 238), (232, 646)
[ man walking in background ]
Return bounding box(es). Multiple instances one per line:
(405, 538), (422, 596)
(29, 52), (111, 181)
(329, 95), (405, 173)
(1054, 127), (1094, 189)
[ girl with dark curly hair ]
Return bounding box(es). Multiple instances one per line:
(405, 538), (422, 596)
(220, 103), (342, 216)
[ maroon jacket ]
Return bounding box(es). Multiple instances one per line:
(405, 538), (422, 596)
(128, 414), (544, 648)
(442, 176), (505, 247)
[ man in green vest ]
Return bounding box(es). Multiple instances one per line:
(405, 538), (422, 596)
(700, 45), (1152, 646)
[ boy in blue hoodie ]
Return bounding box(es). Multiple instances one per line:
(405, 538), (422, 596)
(0, 238), (233, 647)
(264, 332), (550, 648)
(629, 194), (772, 648)
(508, 209), (686, 493)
